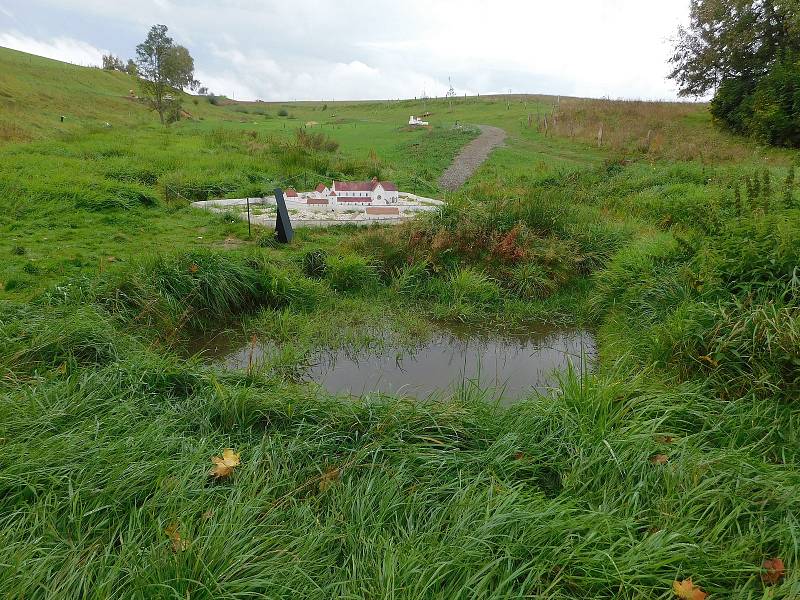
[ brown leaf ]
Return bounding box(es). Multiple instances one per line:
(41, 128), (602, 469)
(189, 263), (199, 273)
(165, 523), (188, 552)
(650, 454), (669, 465)
(209, 448), (241, 478)
(762, 557), (785, 585)
(698, 354), (719, 367)
(655, 435), (675, 444)
(513, 451), (525, 461)
(673, 578), (707, 600)
(318, 467), (341, 492)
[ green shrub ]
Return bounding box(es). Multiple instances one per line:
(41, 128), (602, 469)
(694, 210), (800, 296)
(711, 56), (800, 147)
(301, 249), (328, 278)
(325, 254), (378, 292)
(390, 261), (431, 298)
(653, 298), (800, 401)
(277, 108), (289, 117)
(97, 250), (270, 332)
(0, 305), (122, 372)
(509, 262), (557, 299)
(446, 267), (501, 307)
(295, 129), (339, 152)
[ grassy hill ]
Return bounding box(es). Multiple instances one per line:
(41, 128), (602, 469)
(1, 47), (799, 598)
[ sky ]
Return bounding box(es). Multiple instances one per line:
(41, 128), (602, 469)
(0, 0), (692, 102)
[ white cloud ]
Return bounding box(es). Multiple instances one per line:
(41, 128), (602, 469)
(0, 4), (15, 21)
(0, 31), (107, 66)
(2, 0), (691, 100)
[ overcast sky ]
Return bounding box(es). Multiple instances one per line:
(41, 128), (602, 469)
(0, 0), (691, 101)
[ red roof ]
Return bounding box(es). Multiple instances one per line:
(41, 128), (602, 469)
(315, 183), (328, 192)
(337, 196), (372, 202)
(333, 180), (399, 192)
(334, 181), (374, 192)
(329, 191), (336, 196)
(285, 188), (298, 197)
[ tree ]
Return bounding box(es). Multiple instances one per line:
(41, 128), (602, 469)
(446, 76), (456, 110)
(125, 59), (138, 77)
(670, 0), (800, 97)
(670, 1), (800, 146)
(102, 53), (125, 71)
(135, 25), (198, 124)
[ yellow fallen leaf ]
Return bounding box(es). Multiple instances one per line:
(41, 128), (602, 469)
(650, 454), (669, 465)
(318, 467), (341, 492)
(210, 448), (241, 478)
(673, 578), (707, 600)
(165, 523), (188, 552)
(698, 355), (719, 367)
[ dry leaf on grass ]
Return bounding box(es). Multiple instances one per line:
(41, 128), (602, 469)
(650, 454), (669, 465)
(210, 448), (241, 478)
(655, 435), (675, 444)
(673, 578), (707, 600)
(762, 558), (785, 585)
(189, 263), (199, 273)
(698, 354), (719, 367)
(165, 523), (188, 552)
(318, 467), (341, 492)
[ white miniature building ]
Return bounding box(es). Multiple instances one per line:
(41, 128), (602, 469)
(409, 115), (429, 126)
(306, 178), (399, 206)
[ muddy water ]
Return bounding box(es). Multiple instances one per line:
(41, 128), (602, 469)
(193, 325), (595, 403)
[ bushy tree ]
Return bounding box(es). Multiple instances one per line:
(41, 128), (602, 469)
(135, 25), (198, 124)
(102, 53), (125, 71)
(670, 0), (800, 146)
(125, 59), (137, 77)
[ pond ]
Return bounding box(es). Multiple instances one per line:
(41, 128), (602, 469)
(192, 325), (595, 404)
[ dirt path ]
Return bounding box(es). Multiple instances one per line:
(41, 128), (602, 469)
(438, 125), (507, 191)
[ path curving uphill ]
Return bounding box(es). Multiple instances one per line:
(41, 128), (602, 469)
(438, 125), (507, 191)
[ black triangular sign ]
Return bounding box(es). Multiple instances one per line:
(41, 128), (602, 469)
(274, 188), (294, 243)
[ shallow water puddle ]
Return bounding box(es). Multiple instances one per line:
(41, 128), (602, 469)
(194, 325), (595, 403)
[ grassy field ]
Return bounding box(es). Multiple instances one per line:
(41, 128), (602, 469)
(1, 47), (799, 599)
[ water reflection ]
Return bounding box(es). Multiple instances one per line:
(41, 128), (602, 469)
(193, 325), (595, 403)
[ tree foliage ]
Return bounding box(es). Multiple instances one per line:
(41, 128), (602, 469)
(135, 25), (198, 124)
(101, 53), (125, 72)
(670, 1), (800, 146)
(670, 0), (800, 97)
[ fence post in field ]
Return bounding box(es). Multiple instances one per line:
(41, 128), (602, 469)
(598, 125), (604, 147)
(246, 197), (251, 239)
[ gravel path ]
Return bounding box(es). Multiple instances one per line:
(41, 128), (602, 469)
(438, 125), (507, 191)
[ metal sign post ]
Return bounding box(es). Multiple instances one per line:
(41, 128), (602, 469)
(246, 197), (251, 238)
